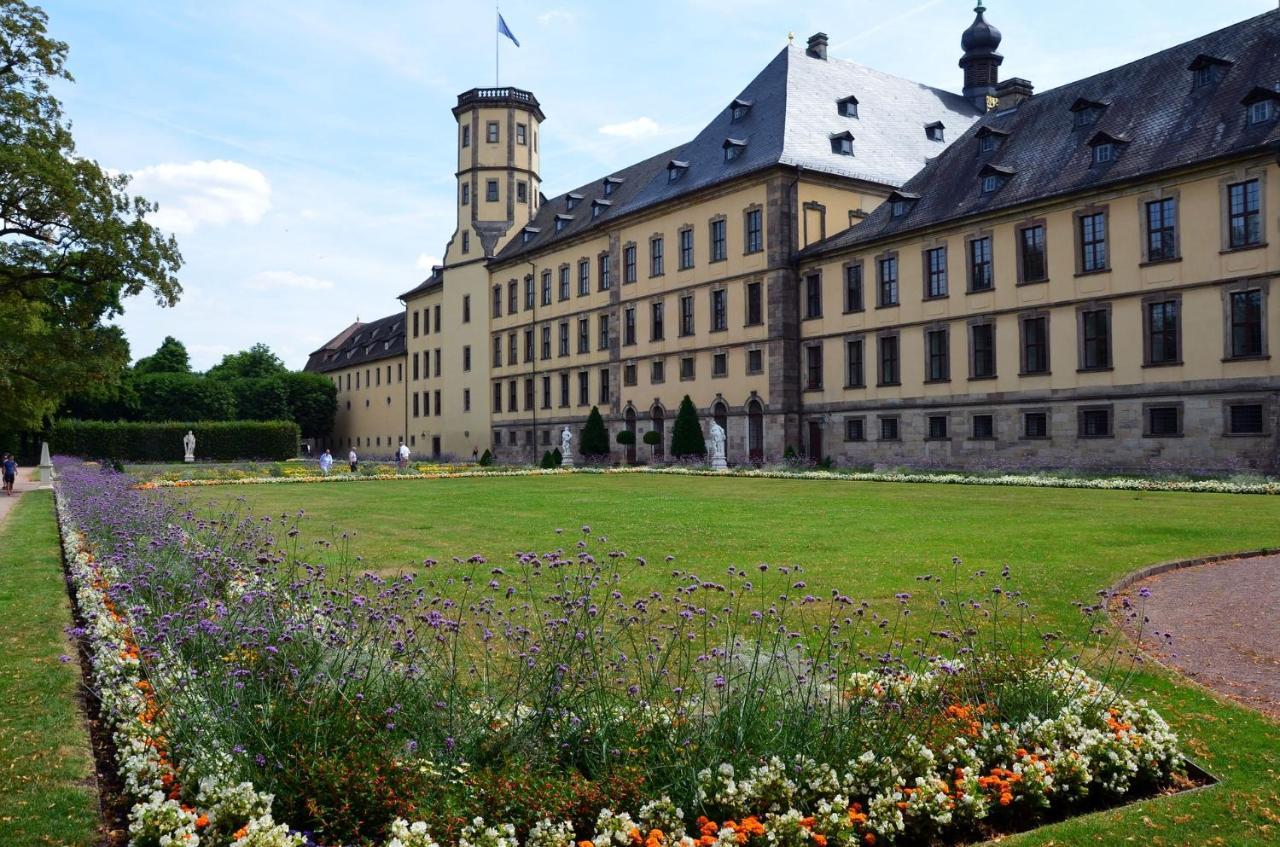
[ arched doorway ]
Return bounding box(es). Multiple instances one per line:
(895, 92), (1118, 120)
(651, 405), (665, 461)
(747, 398), (764, 464)
(624, 407), (637, 465)
(712, 400), (729, 461)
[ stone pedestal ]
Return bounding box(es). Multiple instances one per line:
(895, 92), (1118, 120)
(711, 455), (728, 471)
(37, 441), (54, 486)
(561, 452), (575, 468)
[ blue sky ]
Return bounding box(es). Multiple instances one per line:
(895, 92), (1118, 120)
(46, 0), (1274, 369)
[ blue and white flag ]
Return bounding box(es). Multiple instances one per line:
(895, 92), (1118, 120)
(498, 14), (520, 47)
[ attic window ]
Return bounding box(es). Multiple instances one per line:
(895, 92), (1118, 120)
(1188, 54), (1232, 88)
(554, 214), (573, 233)
(730, 98), (753, 122)
(887, 192), (919, 218)
(1093, 143), (1115, 164)
(667, 160), (689, 183)
(838, 96), (859, 118)
(1070, 98), (1109, 129)
(565, 193), (583, 211)
(925, 122), (945, 142)
(1249, 100), (1274, 125)
(830, 131), (854, 156)
(521, 226), (540, 244)
(1242, 88), (1280, 126)
(978, 164), (1014, 194)
(723, 138), (747, 162)
(976, 126), (1008, 154)
(591, 199), (612, 218)
(602, 176), (624, 197)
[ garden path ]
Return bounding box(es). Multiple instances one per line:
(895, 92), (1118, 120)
(1129, 554), (1280, 719)
(0, 467), (40, 525)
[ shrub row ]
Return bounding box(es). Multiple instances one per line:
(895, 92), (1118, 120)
(52, 419), (299, 461)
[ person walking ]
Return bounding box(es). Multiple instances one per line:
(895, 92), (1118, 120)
(397, 442), (410, 470)
(319, 449), (333, 476)
(2, 453), (17, 496)
(348, 448), (358, 473)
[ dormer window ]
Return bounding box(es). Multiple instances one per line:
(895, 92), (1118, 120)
(667, 160), (689, 183)
(981, 174), (1000, 193)
(1070, 98), (1109, 129)
(829, 131), (854, 156)
(925, 121), (945, 142)
(1188, 54), (1232, 88)
(602, 176), (624, 197)
(978, 164), (1014, 194)
(565, 192), (583, 212)
(1242, 88), (1280, 126)
(554, 214), (573, 233)
(723, 138), (747, 162)
(838, 96), (859, 118)
(591, 199), (612, 218)
(975, 126), (1009, 154)
(521, 226), (540, 244)
(1093, 143), (1114, 164)
(887, 191), (919, 218)
(730, 98), (753, 122)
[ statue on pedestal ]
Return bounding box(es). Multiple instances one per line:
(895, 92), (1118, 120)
(183, 430), (196, 463)
(560, 425), (575, 467)
(710, 421), (728, 470)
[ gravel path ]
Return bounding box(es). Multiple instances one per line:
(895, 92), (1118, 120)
(1125, 554), (1280, 719)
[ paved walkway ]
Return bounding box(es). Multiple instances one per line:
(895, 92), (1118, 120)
(0, 468), (43, 525)
(1126, 554), (1280, 719)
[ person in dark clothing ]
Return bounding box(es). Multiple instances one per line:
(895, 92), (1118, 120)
(2, 454), (17, 495)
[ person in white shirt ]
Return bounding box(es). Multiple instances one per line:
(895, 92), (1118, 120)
(397, 442), (410, 469)
(318, 449), (333, 476)
(348, 449), (358, 473)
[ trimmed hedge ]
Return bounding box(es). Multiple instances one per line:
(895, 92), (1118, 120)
(51, 420), (299, 462)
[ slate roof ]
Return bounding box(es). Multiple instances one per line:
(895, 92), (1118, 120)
(800, 9), (1280, 259)
(494, 43), (981, 265)
(398, 265), (443, 301)
(304, 312), (406, 374)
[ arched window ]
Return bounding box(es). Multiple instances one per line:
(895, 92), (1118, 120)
(713, 400), (729, 438)
(747, 398), (764, 464)
(651, 405), (666, 460)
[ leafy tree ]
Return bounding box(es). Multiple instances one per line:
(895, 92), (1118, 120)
(670, 395), (706, 459)
(280, 371), (336, 439)
(616, 430), (635, 445)
(134, 336), (190, 375)
(206, 343), (286, 381)
(539, 450), (554, 469)
(642, 430), (661, 446)
(580, 405), (610, 458)
(227, 377), (289, 421)
(0, 1), (182, 430)
(133, 373), (235, 421)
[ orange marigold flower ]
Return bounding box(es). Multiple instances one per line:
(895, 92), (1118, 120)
(233, 826), (249, 840)
(864, 835), (876, 846)
(799, 817), (815, 829)
(579, 841), (595, 847)
(812, 835), (828, 847)
(195, 815), (209, 828)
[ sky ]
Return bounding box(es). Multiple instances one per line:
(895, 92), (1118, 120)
(44, 0), (1276, 370)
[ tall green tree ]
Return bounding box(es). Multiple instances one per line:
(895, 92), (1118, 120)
(133, 335), (190, 375)
(280, 371), (336, 439)
(0, 1), (182, 430)
(670, 395), (707, 459)
(580, 405), (610, 458)
(206, 343), (286, 381)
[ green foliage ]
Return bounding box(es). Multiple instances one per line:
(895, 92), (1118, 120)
(227, 377), (290, 421)
(280, 371), (336, 439)
(133, 335), (190, 375)
(52, 419), (298, 461)
(133, 373), (236, 421)
(540, 450), (554, 469)
(783, 445), (798, 461)
(206, 342), (287, 381)
(580, 405), (610, 457)
(616, 430), (636, 446)
(670, 395), (706, 458)
(478, 448), (493, 467)
(0, 1), (183, 430)
(642, 430), (661, 446)
(551, 448), (562, 466)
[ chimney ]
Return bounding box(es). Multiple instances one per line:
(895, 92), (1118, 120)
(806, 32), (829, 60)
(995, 78), (1034, 109)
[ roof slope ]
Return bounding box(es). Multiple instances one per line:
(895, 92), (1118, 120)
(304, 312), (406, 374)
(802, 9), (1280, 258)
(496, 44), (980, 264)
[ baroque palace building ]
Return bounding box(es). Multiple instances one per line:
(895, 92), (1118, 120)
(306, 5), (1280, 472)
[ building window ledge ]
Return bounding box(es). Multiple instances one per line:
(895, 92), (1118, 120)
(1220, 243), (1267, 255)
(1142, 360), (1183, 368)
(1076, 366), (1115, 373)
(1222, 354), (1271, 363)
(968, 436), (997, 442)
(923, 293), (950, 302)
(1016, 278), (1049, 287)
(1073, 268), (1111, 278)
(1142, 433), (1184, 439)
(1018, 370), (1051, 377)
(1077, 434), (1115, 440)
(844, 383), (866, 390)
(965, 287), (995, 296)
(1139, 257), (1182, 268)
(875, 303), (900, 311)
(967, 375), (998, 382)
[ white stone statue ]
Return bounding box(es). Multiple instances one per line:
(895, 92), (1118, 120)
(710, 420), (728, 470)
(560, 425), (574, 467)
(183, 430), (196, 463)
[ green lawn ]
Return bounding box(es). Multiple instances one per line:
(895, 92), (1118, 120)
(182, 473), (1280, 846)
(0, 491), (99, 847)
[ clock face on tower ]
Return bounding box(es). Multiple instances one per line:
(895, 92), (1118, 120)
(986, 94), (999, 111)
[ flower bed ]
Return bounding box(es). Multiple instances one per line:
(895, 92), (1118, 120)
(57, 459), (1192, 847)
(134, 463), (1280, 495)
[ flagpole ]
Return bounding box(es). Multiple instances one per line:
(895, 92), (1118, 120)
(495, 3), (500, 86)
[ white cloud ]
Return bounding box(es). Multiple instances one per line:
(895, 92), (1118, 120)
(598, 116), (662, 139)
(414, 253), (441, 271)
(244, 270), (334, 291)
(537, 9), (576, 26)
(130, 160), (271, 234)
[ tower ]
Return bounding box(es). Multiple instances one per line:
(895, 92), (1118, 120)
(447, 87), (544, 263)
(959, 3), (1003, 111)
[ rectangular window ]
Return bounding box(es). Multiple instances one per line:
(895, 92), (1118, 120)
(508, 280), (518, 314)
(845, 418), (865, 442)
(486, 179), (499, 203)
(747, 348), (763, 374)
(558, 266), (570, 301)
(462, 231), (470, 253)
(878, 335), (899, 385)
(413, 351), (421, 380)
(577, 318), (589, 354)
(412, 311), (420, 337)
(925, 247), (948, 298)
(712, 352), (727, 377)
(1228, 403), (1265, 434)
(925, 328), (949, 382)
(524, 329), (534, 363)
(508, 333), (517, 366)
(578, 260), (590, 297)
(524, 276), (535, 310)
(1147, 405), (1181, 437)
(1229, 289), (1264, 357)
(745, 208), (763, 253)
(679, 295), (694, 336)
(461, 125), (471, 147)
(541, 376), (551, 409)
(877, 255), (899, 307)
(558, 322), (569, 357)
(679, 229), (694, 270)
(710, 219), (727, 261)
(746, 281), (763, 326)
(517, 181), (527, 203)
(1024, 411), (1048, 439)
(541, 326), (551, 360)
(599, 254), (611, 290)
(461, 183), (470, 206)
(492, 285), (502, 318)
(845, 263), (864, 312)
(968, 237), (993, 291)
(651, 359), (665, 384)
(492, 382), (502, 413)
(463, 345), (472, 371)
(434, 305), (440, 333)
(624, 307), (636, 346)
(679, 356), (695, 380)
(1228, 179), (1262, 248)
(1080, 308), (1111, 369)
(560, 373), (570, 408)
(541, 270), (552, 306)
(623, 244), (637, 283)
(1146, 299), (1180, 364)
(1079, 211), (1108, 272)
(650, 237), (665, 276)
(508, 380), (517, 412)
(651, 302), (665, 341)
(711, 289), (727, 332)
(524, 378), (534, 411)
(971, 322), (996, 379)
(1018, 224), (1047, 282)
(879, 416), (900, 441)
(1146, 198), (1178, 261)
(578, 372), (589, 406)
(805, 344), (823, 390)
(804, 273), (822, 319)
(1079, 407), (1112, 438)
(492, 336), (502, 368)
(971, 414), (994, 439)
(462, 293), (471, 323)
(846, 338), (864, 387)
(421, 351), (429, 378)
(623, 363), (637, 386)
(927, 415), (949, 440)
(598, 314), (611, 350)
(599, 368), (610, 404)
(1021, 315), (1049, 374)
(486, 121), (499, 143)
(516, 122), (527, 145)
(412, 392), (420, 418)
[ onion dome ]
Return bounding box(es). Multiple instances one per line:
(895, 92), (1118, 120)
(961, 4), (1002, 56)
